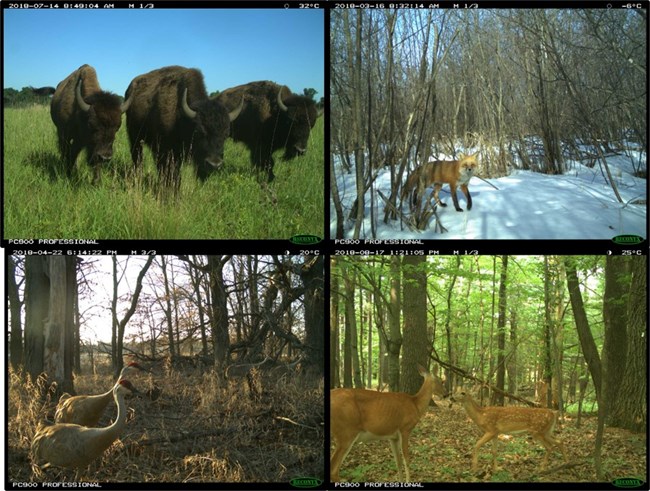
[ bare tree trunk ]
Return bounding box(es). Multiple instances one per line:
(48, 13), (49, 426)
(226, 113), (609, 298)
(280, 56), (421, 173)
(494, 255), (508, 406)
(73, 277), (81, 373)
(159, 256), (177, 360)
(330, 259), (341, 388)
(300, 256), (324, 376)
(602, 256), (630, 424)
(24, 257), (48, 381)
(565, 257), (604, 477)
(187, 256), (209, 358)
(607, 256), (647, 432)
(8, 256), (23, 370)
(330, 154), (345, 239)
(387, 256), (402, 391)
(113, 256), (154, 378)
(444, 256), (460, 391)
(401, 255), (428, 394)
(41, 257), (75, 395)
(342, 262), (355, 388)
(208, 256), (232, 369)
(508, 309), (518, 396)
(564, 258), (602, 399)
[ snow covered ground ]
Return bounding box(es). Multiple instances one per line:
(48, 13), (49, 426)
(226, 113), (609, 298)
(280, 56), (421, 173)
(331, 151), (647, 240)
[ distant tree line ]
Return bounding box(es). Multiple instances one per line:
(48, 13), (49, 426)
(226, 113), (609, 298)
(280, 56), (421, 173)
(4, 87), (55, 107)
(7, 86), (325, 109)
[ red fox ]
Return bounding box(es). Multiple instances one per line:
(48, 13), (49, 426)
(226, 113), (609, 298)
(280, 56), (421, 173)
(401, 153), (478, 212)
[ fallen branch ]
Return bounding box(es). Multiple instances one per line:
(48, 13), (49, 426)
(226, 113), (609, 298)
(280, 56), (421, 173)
(474, 175), (499, 190)
(275, 416), (319, 432)
(377, 189), (417, 231)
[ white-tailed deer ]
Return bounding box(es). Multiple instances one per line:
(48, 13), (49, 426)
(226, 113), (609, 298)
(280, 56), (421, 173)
(225, 355), (271, 397)
(269, 355), (303, 380)
(330, 365), (447, 482)
(458, 393), (568, 473)
(225, 355), (272, 379)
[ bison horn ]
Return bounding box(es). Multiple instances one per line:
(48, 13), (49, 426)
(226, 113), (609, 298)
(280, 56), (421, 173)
(228, 96), (245, 122)
(75, 79), (91, 112)
(181, 88), (197, 119)
(277, 88), (289, 112)
(120, 93), (133, 113)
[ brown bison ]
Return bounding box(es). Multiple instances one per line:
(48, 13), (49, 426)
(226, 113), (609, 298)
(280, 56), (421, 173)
(30, 86), (56, 96)
(217, 81), (322, 181)
(124, 66), (243, 189)
(50, 65), (131, 182)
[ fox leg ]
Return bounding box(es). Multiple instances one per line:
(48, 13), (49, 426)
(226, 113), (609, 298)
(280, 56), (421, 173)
(449, 184), (465, 212)
(460, 184), (472, 210)
(433, 183), (447, 208)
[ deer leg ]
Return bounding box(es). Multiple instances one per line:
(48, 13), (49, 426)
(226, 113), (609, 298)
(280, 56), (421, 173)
(388, 438), (403, 481)
(543, 429), (568, 463)
(473, 432), (497, 472)
(555, 437), (568, 463)
(491, 437), (498, 469)
(330, 432), (359, 481)
(401, 431), (411, 482)
(532, 433), (555, 469)
(534, 432), (567, 469)
(388, 433), (407, 482)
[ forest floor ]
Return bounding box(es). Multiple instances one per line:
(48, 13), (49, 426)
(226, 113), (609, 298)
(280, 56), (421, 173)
(333, 398), (647, 484)
(8, 364), (324, 484)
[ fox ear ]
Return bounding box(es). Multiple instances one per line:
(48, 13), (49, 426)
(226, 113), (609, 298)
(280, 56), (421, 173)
(458, 153), (466, 159)
(469, 152), (479, 158)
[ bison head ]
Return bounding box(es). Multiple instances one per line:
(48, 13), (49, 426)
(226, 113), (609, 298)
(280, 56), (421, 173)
(181, 89), (243, 178)
(276, 89), (321, 161)
(75, 79), (132, 165)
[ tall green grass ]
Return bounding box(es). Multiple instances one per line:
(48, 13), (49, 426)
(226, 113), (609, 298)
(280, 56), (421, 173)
(4, 105), (324, 239)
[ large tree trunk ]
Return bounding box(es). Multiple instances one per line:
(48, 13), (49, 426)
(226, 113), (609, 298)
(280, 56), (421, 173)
(24, 257), (48, 380)
(300, 256), (324, 376)
(494, 255), (508, 406)
(43, 257), (72, 393)
(63, 256), (76, 389)
(8, 256), (23, 370)
(602, 256), (630, 424)
(387, 256), (402, 391)
(607, 256), (647, 432)
(401, 255), (428, 394)
(159, 256), (177, 360)
(444, 257), (460, 391)
(187, 256), (209, 358)
(330, 259), (341, 388)
(565, 257), (604, 477)
(208, 256), (232, 369)
(564, 258), (602, 399)
(343, 264), (362, 388)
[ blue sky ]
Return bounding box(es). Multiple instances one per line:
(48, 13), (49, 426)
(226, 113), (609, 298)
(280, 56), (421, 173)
(4, 7), (324, 98)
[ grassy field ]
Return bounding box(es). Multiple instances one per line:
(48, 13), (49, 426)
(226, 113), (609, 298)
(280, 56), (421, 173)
(4, 105), (324, 239)
(9, 364), (324, 483)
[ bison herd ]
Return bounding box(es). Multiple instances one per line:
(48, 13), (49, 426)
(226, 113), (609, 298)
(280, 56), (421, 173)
(49, 64), (322, 190)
